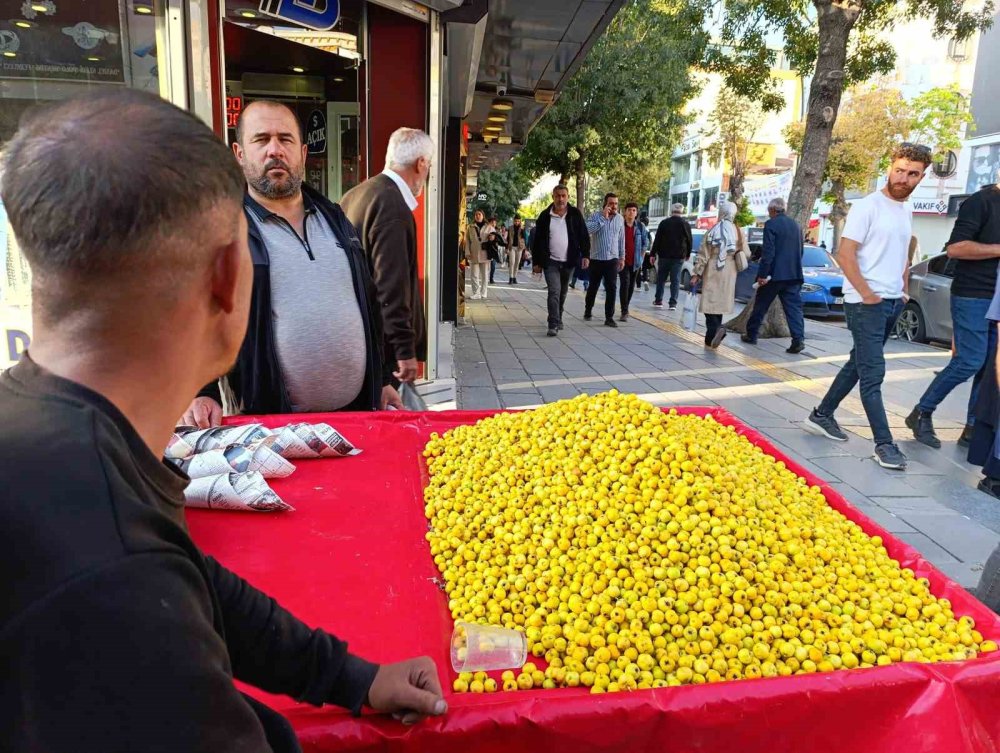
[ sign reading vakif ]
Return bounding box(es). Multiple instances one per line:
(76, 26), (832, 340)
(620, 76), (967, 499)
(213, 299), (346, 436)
(912, 199), (949, 215)
(306, 110), (327, 155)
(258, 0), (340, 31)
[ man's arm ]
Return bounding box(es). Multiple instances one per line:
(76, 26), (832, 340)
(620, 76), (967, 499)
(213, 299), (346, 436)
(585, 211), (608, 234)
(684, 222), (693, 256)
(837, 238), (881, 304)
(947, 194), (996, 259)
(368, 219), (417, 365)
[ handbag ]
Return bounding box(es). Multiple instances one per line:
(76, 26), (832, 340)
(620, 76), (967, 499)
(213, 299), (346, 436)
(734, 227), (750, 272)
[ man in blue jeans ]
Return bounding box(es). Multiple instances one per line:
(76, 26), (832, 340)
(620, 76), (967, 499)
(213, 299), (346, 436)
(907, 180), (1000, 448)
(652, 203), (692, 309)
(805, 143), (932, 470)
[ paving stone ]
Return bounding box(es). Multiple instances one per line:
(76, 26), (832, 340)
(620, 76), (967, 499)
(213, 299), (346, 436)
(869, 497), (953, 515)
(900, 513), (1000, 562)
(842, 503), (917, 533)
(810, 455), (927, 496)
(457, 387), (500, 409)
(501, 392), (542, 408)
(892, 532), (960, 564)
(931, 560), (984, 589)
(538, 385), (585, 402)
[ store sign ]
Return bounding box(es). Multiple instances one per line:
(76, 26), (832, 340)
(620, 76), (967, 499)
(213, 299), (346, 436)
(476, 191), (489, 203)
(745, 171), (794, 216)
(306, 110), (327, 155)
(0, 0), (125, 83)
(258, 0), (340, 31)
(226, 96), (243, 130)
(912, 199), (949, 215)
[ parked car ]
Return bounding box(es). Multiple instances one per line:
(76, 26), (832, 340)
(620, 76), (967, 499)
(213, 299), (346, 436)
(894, 253), (954, 344)
(679, 230), (706, 287)
(733, 244), (846, 318)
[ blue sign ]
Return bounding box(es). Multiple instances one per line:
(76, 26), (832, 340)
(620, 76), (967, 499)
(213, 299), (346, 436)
(306, 110), (327, 155)
(258, 0), (340, 31)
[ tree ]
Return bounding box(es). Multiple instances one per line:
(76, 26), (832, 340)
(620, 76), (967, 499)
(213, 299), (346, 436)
(909, 84), (976, 161)
(519, 0), (708, 212)
(707, 0), (993, 232)
(474, 158), (535, 223)
(703, 86), (767, 202)
(785, 86), (910, 252)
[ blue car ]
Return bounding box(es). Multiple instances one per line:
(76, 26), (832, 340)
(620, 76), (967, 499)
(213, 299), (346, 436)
(734, 243), (845, 318)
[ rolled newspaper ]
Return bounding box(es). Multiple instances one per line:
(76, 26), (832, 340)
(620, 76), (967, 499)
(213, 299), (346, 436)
(167, 423), (273, 460)
(270, 422), (362, 459)
(171, 438), (295, 480)
(183, 471), (293, 512)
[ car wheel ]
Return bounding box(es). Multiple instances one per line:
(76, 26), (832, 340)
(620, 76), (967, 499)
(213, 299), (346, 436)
(681, 269), (691, 288)
(895, 302), (926, 343)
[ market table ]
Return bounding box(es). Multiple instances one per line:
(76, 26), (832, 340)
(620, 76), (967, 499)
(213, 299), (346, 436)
(187, 407), (1000, 753)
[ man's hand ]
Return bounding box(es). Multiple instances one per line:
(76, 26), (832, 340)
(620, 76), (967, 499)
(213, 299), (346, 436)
(533, 265), (542, 274)
(394, 358), (419, 383)
(367, 657), (447, 726)
(602, 205), (612, 220)
(381, 385), (404, 410)
(756, 277), (769, 287)
(617, 259), (625, 272)
(861, 292), (883, 305)
(581, 258), (590, 270)
(690, 275), (700, 288)
(180, 397), (222, 428)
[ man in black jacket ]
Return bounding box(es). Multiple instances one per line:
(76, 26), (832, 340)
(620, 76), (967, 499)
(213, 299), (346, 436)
(182, 101), (401, 427)
(652, 203), (693, 309)
(0, 90), (444, 753)
(532, 184), (591, 336)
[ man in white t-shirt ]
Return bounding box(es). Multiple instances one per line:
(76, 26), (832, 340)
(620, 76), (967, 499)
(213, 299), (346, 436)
(805, 143), (933, 470)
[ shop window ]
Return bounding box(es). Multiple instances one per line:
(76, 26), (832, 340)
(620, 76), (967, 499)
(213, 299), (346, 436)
(0, 0), (184, 369)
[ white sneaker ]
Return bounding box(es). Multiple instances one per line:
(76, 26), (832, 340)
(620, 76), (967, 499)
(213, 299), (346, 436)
(644, 282), (650, 291)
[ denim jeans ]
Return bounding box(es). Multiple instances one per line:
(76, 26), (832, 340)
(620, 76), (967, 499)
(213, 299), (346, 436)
(747, 280), (805, 341)
(918, 295), (998, 424)
(544, 261), (573, 329)
(585, 259), (619, 321)
(818, 299), (903, 446)
(655, 258), (684, 306)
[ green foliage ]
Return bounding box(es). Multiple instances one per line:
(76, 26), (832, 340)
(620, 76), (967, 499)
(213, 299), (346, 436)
(909, 85), (976, 159)
(474, 159), (535, 223)
(734, 196), (756, 227)
(703, 85), (767, 200)
(518, 194), (553, 223)
(519, 0), (709, 209)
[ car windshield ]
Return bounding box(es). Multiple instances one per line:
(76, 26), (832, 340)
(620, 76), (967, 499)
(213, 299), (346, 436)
(803, 246), (838, 268)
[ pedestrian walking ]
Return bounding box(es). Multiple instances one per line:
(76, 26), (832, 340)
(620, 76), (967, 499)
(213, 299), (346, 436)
(619, 202), (650, 321)
(532, 184), (591, 337)
(465, 209), (489, 300)
(652, 203), (693, 310)
(341, 127), (431, 385)
(741, 197), (806, 353)
(907, 177), (1000, 449)
(508, 216), (528, 284)
(690, 201), (746, 349)
(584, 193), (626, 327)
(482, 216), (506, 275)
(967, 282), (1000, 499)
(805, 142), (932, 471)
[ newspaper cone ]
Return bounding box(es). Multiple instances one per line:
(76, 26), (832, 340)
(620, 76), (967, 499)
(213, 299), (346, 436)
(171, 438), (295, 480)
(167, 423), (273, 460)
(183, 471), (293, 512)
(270, 422), (361, 459)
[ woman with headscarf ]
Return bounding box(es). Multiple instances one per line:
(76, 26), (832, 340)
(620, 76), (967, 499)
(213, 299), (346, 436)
(690, 201), (748, 348)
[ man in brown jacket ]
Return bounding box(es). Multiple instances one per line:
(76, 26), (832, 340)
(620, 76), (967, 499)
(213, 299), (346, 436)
(342, 128), (431, 383)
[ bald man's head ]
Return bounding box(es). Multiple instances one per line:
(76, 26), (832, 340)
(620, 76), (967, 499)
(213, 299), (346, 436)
(1, 89), (246, 325)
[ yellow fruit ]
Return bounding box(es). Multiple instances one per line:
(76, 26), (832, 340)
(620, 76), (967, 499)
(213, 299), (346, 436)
(453, 678), (469, 693)
(484, 678), (498, 692)
(423, 392), (993, 692)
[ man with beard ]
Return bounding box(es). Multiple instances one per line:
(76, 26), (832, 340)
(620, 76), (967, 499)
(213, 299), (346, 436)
(804, 143), (932, 470)
(182, 100), (400, 427)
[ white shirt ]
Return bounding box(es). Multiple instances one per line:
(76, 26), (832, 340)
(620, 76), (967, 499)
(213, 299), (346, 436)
(549, 209), (569, 262)
(841, 190), (912, 304)
(382, 167), (419, 211)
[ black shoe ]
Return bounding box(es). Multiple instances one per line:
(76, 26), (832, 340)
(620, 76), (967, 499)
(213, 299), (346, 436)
(653, 301), (663, 308)
(978, 477), (1000, 500)
(905, 407), (941, 449)
(741, 334), (758, 345)
(605, 319), (618, 328)
(546, 328), (558, 337)
(786, 340), (805, 354)
(557, 322), (564, 331)
(512, 279), (518, 285)
(570, 284), (576, 290)
(959, 424), (974, 448)
(874, 442), (908, 471)
(584, 311), (593, 321)
(489, 279), (495, 284)
(805, 409), (848, 442)
(709, 328), (727, 349)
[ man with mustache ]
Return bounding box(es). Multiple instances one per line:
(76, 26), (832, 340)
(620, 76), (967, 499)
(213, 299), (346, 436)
(805, 143), (932, 470)
(182, 100), (400, 427)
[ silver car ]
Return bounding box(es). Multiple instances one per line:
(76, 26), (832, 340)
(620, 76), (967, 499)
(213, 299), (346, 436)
(895, 253), (954, 344)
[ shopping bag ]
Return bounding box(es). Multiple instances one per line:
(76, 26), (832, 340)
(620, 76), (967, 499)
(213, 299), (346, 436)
(681, 289), (699, 331)
(399, 382), (428, 411)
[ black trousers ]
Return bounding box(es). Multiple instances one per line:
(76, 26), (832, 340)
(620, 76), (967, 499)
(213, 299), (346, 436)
(619, 268), (638, 315)
(704, 314), (723, 345)
(585, 259), (619, 321)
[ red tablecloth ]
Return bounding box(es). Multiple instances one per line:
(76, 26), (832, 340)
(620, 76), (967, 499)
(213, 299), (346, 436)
(187, 408), (1000, 753)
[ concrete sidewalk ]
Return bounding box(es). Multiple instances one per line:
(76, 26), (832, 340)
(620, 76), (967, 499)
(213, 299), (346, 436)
(454, 268), (1000, 588)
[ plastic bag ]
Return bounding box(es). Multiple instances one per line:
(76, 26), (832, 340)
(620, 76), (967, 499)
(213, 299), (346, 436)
(680, 289), (700, 331)
(399, 382), (428, 411)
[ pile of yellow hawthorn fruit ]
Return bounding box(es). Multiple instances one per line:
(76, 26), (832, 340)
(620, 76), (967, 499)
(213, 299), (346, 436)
(423, 391), (996, 694)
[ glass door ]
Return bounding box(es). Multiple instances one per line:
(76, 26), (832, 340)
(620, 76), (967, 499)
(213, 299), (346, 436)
(326, 101), (360, 202)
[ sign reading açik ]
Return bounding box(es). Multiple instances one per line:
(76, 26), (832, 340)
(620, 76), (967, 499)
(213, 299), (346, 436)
(306, 110), (327, 155)
(258, 0), (340, 31)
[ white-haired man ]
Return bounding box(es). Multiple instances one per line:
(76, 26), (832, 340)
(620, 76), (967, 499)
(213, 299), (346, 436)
(342, 128), (432, 383)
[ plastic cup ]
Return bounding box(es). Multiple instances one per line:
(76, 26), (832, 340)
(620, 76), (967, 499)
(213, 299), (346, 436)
(450, 621), (528, 673)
